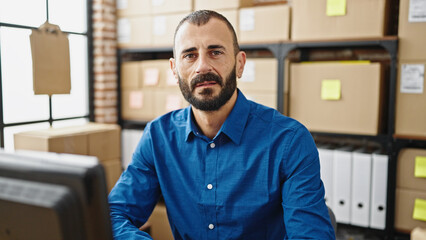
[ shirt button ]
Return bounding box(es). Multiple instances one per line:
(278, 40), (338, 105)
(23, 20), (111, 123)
(210, 142), (216, 148)
(207, 184), (213, 190)
(208, 224), (215, 230)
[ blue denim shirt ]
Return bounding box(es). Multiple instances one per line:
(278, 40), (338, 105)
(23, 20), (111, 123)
(109, 90), (335, 240)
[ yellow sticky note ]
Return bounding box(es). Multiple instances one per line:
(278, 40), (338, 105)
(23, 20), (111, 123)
(413, 198), (426, 222)
(415, 156), (426, 178)
(321, 79), (341, 100)
(327, 0), (346, 16)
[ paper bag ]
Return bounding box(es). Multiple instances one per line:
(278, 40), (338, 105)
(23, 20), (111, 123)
(30, 22), (71, 95)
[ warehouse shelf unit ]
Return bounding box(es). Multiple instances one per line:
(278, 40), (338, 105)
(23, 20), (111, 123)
(117, 36), (425, 239)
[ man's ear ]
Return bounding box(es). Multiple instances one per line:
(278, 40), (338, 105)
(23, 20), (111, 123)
(170, 58), (178, 82)
(236, 51), (246, 79)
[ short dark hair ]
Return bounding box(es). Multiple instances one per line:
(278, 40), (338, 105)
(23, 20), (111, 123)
(173, 10), (240, 56)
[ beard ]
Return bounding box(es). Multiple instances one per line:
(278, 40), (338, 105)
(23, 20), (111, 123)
(178, 67), (237, 111)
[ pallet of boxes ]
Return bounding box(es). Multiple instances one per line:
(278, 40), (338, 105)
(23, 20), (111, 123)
(394, 0), (426, 235)
(14, 123), (123, 193)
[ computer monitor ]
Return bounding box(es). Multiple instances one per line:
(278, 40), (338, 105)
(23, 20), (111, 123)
(0, 150), (113, 240)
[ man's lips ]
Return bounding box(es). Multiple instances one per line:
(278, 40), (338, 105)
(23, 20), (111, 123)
(195, 81), (217, 88)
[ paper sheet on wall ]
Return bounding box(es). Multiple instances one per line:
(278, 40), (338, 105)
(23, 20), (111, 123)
(118, 18), (131, 43)
(240, 9), (255, 31)
(400, 64), (424, 94)
(415, 156), (426, 178)
(153, 16), (166, 36)
(413, 198), (426, 222)
(321, 79), (341, 100)
(409, 0), (426, 22)
(129, 91), (143, 109)
(240, 60), (255, 82)
(327, 0), (347, 16)
(30, 22), (71, 95)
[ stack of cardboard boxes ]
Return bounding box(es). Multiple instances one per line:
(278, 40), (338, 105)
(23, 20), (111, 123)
(288, 0), (389, 135)
(395, 148), (426, 232)
(394, 0), (426, 234)
(121, 59), (187, 121)
(13, 123), (122, 192)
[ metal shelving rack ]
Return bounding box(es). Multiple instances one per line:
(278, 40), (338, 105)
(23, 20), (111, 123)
(117, 36), (426, 239)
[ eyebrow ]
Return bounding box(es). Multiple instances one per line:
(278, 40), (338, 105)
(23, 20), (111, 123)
(180, 45), (226, 56)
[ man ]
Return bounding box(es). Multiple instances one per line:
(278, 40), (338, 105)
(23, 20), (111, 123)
(109, 10), (335, 239)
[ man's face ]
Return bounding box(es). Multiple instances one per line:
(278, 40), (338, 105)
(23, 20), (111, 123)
(170, 18), (245, 111)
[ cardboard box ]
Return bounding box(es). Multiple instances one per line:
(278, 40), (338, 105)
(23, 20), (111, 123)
(398, 0), (426, 61)
(151, 13), (189, 47)
(140, 60), (175, 88)
(217, 9), (239, 39)
(239, 5), (290, 43)
(14, 123), (121, 161)
(194, 0), (253, 11)
(116, 0), (150, 17)
(121, 61), (141, 89)
(397, 148), (426, 191)
(243, 90), (277, 109)
(395, 62), (426, 138)
(121, 89), (157, 121)
(150, 0), (192, 15)
(289, 61), (385, 135)
(395, 188), (426, 233)
(291, 0), (388, 41)
(102, 159), (123, 192)
(117, 16), (152, 48)
(147, 203), (173, 240)
(155, 88), (188, 116)
(238, 58), (277, 92)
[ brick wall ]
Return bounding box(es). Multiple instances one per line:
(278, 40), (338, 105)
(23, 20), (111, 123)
(92, 0), (118, 123)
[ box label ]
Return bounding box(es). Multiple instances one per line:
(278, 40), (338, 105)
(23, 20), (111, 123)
(166, 94), (182, 112)
(415, 156), (426, 178)
(240, 9), (255, 31)
(413, 198), (426, 222)
(129, 91), (143, 109)
(117, 18), (131, 43)
(144, 68), (160, 86)
(409, 0), (426, 22)
(116, 0), (128, 9)
(166, 70), (177, 86)
(240, 60), (255, 82)
(326, 0), (347, 16)
(400, 64), (424, 94)
(321, 79), (341, 100)
(153, 16), (167, 36)
(152, 0), (165, 6)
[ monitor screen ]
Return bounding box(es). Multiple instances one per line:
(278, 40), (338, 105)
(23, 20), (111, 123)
(0, 150), (113, 240)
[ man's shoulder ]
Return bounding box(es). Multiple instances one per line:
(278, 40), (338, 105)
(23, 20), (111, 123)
(248, 100), (304, 131)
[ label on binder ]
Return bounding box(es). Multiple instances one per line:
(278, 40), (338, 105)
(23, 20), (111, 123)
(400, 64), (424, 94)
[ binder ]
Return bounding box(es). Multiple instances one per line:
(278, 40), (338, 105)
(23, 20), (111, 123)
(369, 152), (388, 230)
(350, 150), (372, 227)
(333, 147), (353, 224)
(318, 145), (334, 207)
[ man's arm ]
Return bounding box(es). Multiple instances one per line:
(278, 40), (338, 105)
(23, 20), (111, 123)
(281, 125), (335, 239)
(108, 129), (161, 240)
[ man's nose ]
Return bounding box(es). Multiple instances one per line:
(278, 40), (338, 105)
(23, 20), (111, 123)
(195, 54), (212, 74)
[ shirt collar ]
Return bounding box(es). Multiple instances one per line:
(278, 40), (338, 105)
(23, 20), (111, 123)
(184, 89), (250, 145)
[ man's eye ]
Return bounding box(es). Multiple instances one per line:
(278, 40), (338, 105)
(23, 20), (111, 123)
(184, 53), (196, 59)
(211, 51), (222, 56)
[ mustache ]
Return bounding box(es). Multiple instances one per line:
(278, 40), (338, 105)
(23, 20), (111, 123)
(191, 73), (223, 89)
